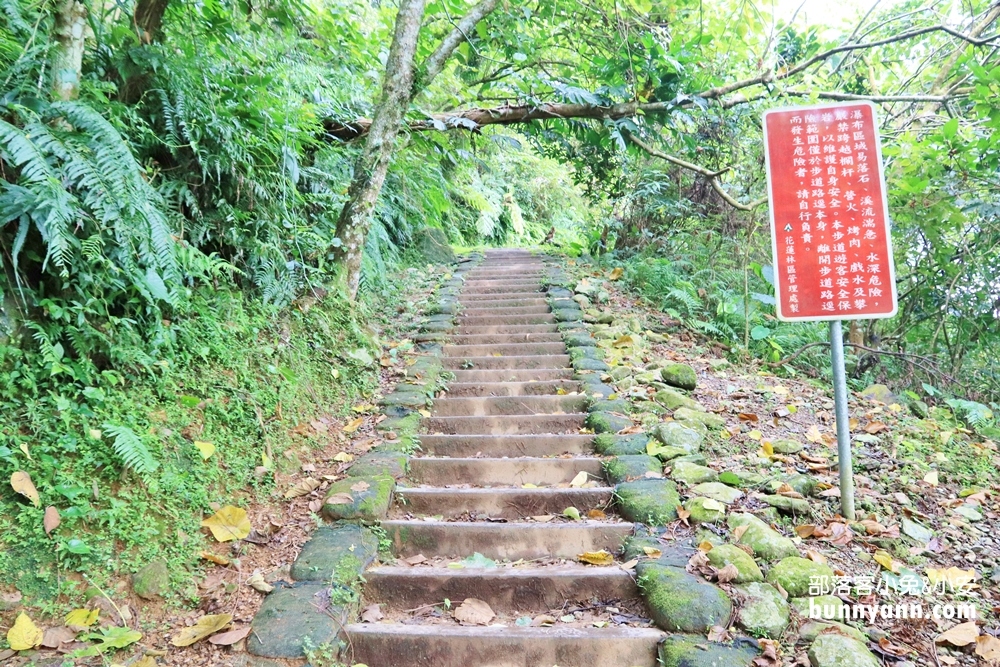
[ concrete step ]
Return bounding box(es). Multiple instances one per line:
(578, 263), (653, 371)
(381, 520), (633, 560)
(459, 305), (552, 316)
(430, 395), (587, 416)
(457, 314), (556, 326)
(463, 278), (545, 286)
(454, 299), (551, 309)
(419, 434), (595, 457)
(443, 342), (567, 357)
(364, 564), (638, 612)
(441, 380), (582, 397)
(396, 486), (613, 518)
(408, 456), (604, 486)
(448, 368), (574, 383)
(422, 414), (586, 435)
(446, 333), (564, 345)
(441, 355), (570, 370)
(459, 292), (556, 303)
(343, 624), (662, 667)
(460, 285), (544, 295)
(454, 324), (560, 335)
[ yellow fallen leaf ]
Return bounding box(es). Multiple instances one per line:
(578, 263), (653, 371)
(418, 409), (431, 418)
(609, 267), (624, 280)
(171, 613), (233, 647)
(284, 477), (321, 499)
(7, 612), (43, 650)
(19, 443), (31, 460)
(697, 541), (714, 553)
(935, 621), (979, 647)
(873, 550), (898, 573)
(194, 441), (215, 460)
(43, 506), (60, 535)
(133, 658), (158, 667)
(806, 425), (824, 443)
(643, 546), (663, 557)
(333, 452), (354, 462)
(612, 335), (634, 348)
(569, 471), (588, 487)
(65, 608), (99, 630)
(200, 506), (252, 542)
(701, 498), (726, 512)
(11, 471), (40, 507)
(976, 635), (1000, 660)
(578, 550), (614, 566)
(940, 430), (954, 445)
(343, 417), (364, 433)
(923, 471), (939, 486)
(748, 430), (762, 441)
(758, 439), (772, 456)
(926, 566), (976, 592)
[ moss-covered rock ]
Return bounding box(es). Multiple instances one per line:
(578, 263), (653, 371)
(321, 475), (395, 523)
(652, 421), (704, 452)
(799, 621), (867, 643)
(604, 455), (662, 484)
(648, 444), (690, 462)
(766, 556), (835, 598)
(615, 479), (681, 524)
(412, 227), (455, 265)
(770, 438), (804, 454)
(347, 451), (409, 479)
(636, 562), (732, 632)
(735, 582), (789, 639)
(658, 634), (759, 667)
(574, 358), (611, 372)
(247, 583), (350, 659)
(690, 482), (744, 504)
(661, 363), (697, 390)
(586, 411), (632, 433)
(564, 333), (596, 348)
(592, 432), (649, 455)
(762, 494), (812, 516)
(132, 560), (169, 600)
(705, 544), (763, 583)
(653, 388), (701, 411)
(588, 398), (631, 414)
(569, 346), (604, 362)
(791, 596), (848, 621)
(807, 632), (880, 667)
(727, 513), (798, 562)
(553, 308), (584, 322)
(684, 496), (726, 524)
(780, 473), (818, 497)
(669, 460), (718, 485)
(673, 407), (726, 430)
(291, 524), (378, 583)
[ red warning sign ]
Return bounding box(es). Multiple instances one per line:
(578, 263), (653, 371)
(763, 102), (897, 321)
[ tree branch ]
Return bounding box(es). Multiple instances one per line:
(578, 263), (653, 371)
(626, 134), (768, 211)
(416, 0), (501, 92)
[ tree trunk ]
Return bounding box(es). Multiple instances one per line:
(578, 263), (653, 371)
(332, 0), (426, 299)
(134, 0), (170, 43)
(51, 0), (88, 101)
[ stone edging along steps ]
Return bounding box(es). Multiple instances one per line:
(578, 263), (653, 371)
(244, 249), (881, 667)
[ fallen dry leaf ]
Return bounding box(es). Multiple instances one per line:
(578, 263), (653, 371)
(361, 604), (384, 623)
(41, 626), (76, 648)
(343, 417), (364, 433)
(171, 613), (234, 646)
(732, 524), (750, 542)
(247, 571), (274, 593)
(284, 477), (321, 499)
(43, 506), (60, 535)
(7, 613), (43, 651)
(935, 621), (979, 647)
(569, 471), (588, 487)
(717, 563), (739, 583)
(586, 509), (607, 519)
(350, 480), (370, 493)
(578, 550), (615, 566)
(199, 550), (231, 566)
(200, 506), (251, 542)
(10, 471), (40, 507)
(453, 598), (494, 625)
(208, 626), (252, 646)
(976, 635), (1000, 660)
(326, 492), (355, 505)
(642, 546), (662, 558)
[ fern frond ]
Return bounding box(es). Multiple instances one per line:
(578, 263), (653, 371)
(102, 423), (159, 480)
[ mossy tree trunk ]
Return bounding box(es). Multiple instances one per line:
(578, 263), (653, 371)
(51, 0), (89, 101)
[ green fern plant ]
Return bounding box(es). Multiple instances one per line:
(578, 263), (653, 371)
(102, 424), (159, 481)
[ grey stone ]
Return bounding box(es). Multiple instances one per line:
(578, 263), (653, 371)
(132, 560), (169, 600)
(684, 497), (726, 524)
(652, 422), (704, 452)
(654, 389), (701, 411)
(604, 455), (662, 484)
(588, 398), (631, 414)
(669, 460), (718, 485)
(807, 631), (879, 667)
(706, 544), (763, 583)
(615, 479), (681, 525)
(347, 451), (408, 479)
(799, 621), (867, 643)
(735, 582), (789, 639)
(412, 227), (455, 265)
(689, 482), (744, 504)
(592, 432), (650, 456)
(766, 557), (835, 598)
(658, 634), (759, 667)
(321, 475), (395, 523)
(859, 383), (897, 404)
(781, 473), (818, 497)
(727, 513), (798, 562)
(661, 363), (697, 390)
(791, 596), (848, 621)
(719, 470), (767, 489)
(574, 358), (611, 372)
(247, 583), (349, 658)
(586, 411), (632, 434)
(636, 562), (732, 633)
(291, 524), (378, 583)
(901, 517), (934, 543)
(762, 494), (812, 516)
(770, 438), (804, 454)
(674, 407), (726, 430)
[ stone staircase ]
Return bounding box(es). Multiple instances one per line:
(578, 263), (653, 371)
(344, 249), (664, 666)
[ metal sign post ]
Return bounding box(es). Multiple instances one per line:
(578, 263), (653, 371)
(763, 102), (898, 520)
(829, 320), (855, 520)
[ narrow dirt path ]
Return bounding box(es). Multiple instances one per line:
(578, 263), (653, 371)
(345, 249), (664, 666)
